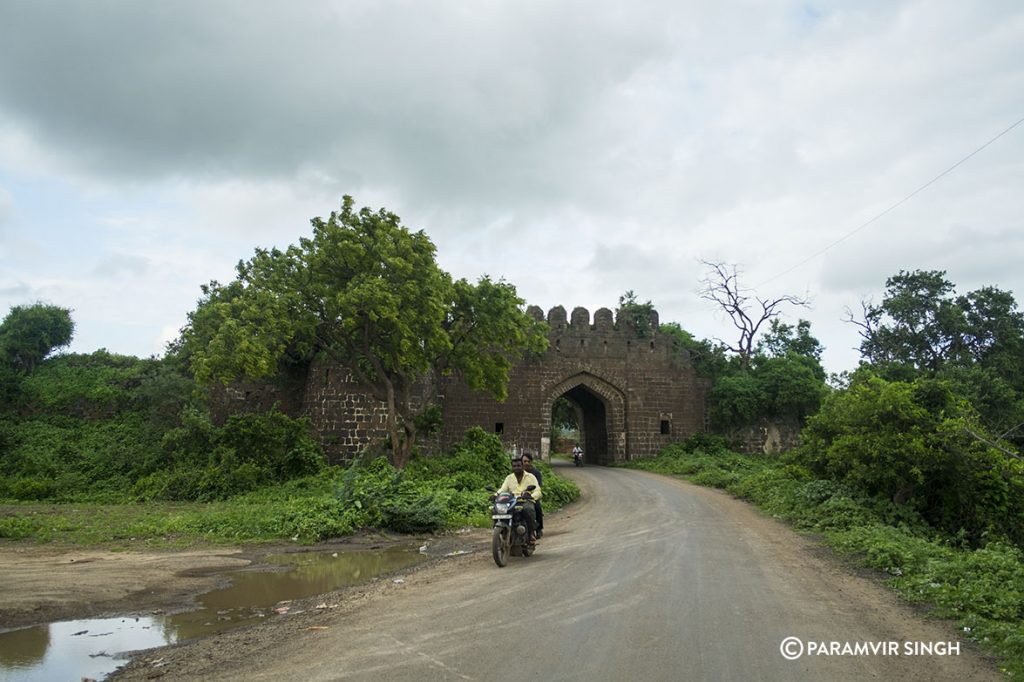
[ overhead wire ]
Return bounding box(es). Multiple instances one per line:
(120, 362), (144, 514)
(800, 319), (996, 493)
(757, 114), (1024, 288)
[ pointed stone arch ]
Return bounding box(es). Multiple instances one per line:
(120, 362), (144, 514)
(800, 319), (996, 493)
(541, 372), (626, 464)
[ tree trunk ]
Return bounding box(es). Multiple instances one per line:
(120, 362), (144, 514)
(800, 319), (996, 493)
(385, 380), (402, 465)
(393, 420), (418, 470)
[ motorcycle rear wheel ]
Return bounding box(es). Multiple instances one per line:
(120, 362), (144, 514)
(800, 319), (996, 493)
(492, 526), (509, 567)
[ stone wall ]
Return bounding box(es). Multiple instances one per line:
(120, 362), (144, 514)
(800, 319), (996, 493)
(723, 416), (803, 455)
(209, 365), (307, 425)
(437, 305), (710, 463)
(211, 304), (711, 464)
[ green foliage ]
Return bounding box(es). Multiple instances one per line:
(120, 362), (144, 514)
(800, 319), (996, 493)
(861, 270), (1024, 374)
(757, 318), (824, 367)
(616, 291), (657, 337)
(627, 440), (768, 481)
(182, 196), (546, 467)
(134, 408), (324, 502)
(404, 427), (509, 492)
(332, 427), (579, 535)
(858, 270), (1024, 447)
(0, 411), (165, 502)
(0, 302), (74, 374)
(444, 276), (549, 400)
(412, 404), (443, 437)
(794, 372), (1024, 547)
(660, 322), (730, 379)
(18, 351), (151, 414)
(704, 319), (828, 430)
(614, 296), (826, 430)
(754, 355), (827, 419)
(709, 373), (766, 428)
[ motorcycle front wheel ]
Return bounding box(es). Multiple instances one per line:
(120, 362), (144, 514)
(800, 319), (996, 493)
(492, 526), (510, 567)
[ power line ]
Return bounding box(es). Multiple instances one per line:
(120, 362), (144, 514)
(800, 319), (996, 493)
(758, 114), (1024, 287)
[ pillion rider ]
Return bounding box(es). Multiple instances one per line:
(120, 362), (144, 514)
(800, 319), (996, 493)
(521, 451), (544, 539)
(497, 457), (541, 544)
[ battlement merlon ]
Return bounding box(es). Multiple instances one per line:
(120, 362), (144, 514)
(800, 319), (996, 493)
(526, 303), (683, 343)
(522, 304), (692, 365)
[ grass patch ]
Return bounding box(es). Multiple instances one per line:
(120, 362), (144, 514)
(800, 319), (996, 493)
(620, 442), (1024, 677)
(0, 428), (580, 548)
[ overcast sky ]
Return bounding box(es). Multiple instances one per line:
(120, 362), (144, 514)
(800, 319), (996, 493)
(1, 1), (1021, 375)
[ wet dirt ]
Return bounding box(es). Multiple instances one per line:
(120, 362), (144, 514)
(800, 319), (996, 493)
(0, 531), (486, 634)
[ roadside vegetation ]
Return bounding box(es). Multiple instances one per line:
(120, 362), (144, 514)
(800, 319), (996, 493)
(3, 198), (1021, 673)
(0, 197), (577, 547)
(622, 439), (1024, 676)
(619, 269), (1024, 676)
(0, 423), (578, 546)
(0, 338), (578, 545)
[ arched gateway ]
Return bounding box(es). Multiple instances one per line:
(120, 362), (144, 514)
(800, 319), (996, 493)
(217, 304), (711, 464)
(433, 305), (710, 463)
(542, 372), (626, 465)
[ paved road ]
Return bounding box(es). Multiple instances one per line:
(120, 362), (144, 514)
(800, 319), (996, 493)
(166, 462), (998, 681)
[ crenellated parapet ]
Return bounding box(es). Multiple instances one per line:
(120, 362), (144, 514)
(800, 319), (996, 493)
(534, 304), (689, 364)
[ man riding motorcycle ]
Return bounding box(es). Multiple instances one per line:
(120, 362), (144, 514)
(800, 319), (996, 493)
(497, 457), (541, 544)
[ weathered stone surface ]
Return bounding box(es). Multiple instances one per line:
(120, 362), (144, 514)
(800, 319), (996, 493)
(212, 305), (713, 464)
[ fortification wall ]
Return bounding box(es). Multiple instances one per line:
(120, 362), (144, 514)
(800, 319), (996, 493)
(438, 305), (709, 462)
(210, 303), (711, 463)
(722, 416), (803, 455)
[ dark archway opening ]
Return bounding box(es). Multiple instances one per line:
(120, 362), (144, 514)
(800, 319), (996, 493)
(552, 385), (608, 464)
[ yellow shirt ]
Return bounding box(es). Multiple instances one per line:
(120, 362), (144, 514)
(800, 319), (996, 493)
(498, 472), (541, 501)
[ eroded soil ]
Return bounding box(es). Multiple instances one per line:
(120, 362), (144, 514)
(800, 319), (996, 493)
(0, 531), (488, 633)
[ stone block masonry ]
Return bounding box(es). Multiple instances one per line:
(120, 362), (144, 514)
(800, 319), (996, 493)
(437, 305), (710, 464)
(213, 304), (711, 464)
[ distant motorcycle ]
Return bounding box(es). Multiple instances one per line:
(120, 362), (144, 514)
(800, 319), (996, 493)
(573, 449), (584, 467)
(490, 486), (537, 567)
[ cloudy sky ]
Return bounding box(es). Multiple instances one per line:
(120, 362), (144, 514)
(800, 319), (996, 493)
(1, 1), (1021, 375)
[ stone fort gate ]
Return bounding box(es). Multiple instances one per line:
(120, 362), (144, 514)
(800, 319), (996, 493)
(223, 305), (710, 464)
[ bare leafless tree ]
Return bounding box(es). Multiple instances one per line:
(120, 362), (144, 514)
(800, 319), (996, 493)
(843, 298), (878, 360)
(698, 260), (809, 368)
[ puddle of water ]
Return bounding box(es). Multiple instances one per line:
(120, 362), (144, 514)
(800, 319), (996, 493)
(0, 617), (169, 682)
(0, 546), (426, 681)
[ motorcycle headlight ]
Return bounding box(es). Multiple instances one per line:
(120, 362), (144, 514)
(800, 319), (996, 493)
(494, 502), (512, 513)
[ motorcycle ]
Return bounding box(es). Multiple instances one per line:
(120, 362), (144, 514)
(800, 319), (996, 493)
(573, 449), (584, 467)
(490, 486), (537, 567)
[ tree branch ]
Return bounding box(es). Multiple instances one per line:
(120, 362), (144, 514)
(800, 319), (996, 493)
(964, 428), (1023, 461)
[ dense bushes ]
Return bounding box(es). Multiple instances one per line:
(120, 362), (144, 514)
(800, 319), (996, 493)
(132, 408), (324, 502)
(0, 349), (324, 503)
(333, 428), (580, 535)
(0, 316), (578, 539)
(793, 373), (1024, 547)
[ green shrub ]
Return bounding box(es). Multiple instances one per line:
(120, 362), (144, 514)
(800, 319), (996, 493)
(9, 476), (56, 501)
(794, 373), (1024, 547)
(404, 427), (508, 491)
(709, 373), (766, 428)
(381, 493), (446, 534)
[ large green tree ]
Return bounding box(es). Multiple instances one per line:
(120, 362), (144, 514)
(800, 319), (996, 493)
(795, 373), (1024, 546)
(183, 196), (547, 467)
(855, 270), (1024, 375)
(852, 270), (1024, 444)
(0, 303), (74, 374)
(707, 320), (827, 430)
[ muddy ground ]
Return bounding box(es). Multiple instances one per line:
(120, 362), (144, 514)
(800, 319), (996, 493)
(0, 530), (490, 633)
(0, 476), (1004, 680)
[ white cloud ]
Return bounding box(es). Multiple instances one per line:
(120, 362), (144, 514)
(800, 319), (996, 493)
(0, 0), (1020, 371)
